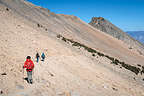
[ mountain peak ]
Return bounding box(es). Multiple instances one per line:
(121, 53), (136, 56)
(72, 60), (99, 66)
(92, 17), (105, 21)
(89, 17), (144, 56)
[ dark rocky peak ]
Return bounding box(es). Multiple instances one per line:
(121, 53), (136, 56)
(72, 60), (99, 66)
(91, 17), (105, 22)
(89, 17), (121, 33)
(90, 17), (106, 26)
(89, 17), (144, 56)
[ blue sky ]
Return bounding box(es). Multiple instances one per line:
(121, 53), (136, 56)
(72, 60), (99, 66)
(27, 0), (144, 31)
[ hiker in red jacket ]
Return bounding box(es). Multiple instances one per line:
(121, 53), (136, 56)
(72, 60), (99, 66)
(23, 56), (34, 84)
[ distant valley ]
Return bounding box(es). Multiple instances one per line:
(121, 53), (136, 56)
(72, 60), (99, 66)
(126, 31), (144, 44)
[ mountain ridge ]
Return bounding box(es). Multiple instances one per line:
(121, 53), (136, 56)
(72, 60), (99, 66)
(127, 31), (144, 44)
(89, 17), (144, 56)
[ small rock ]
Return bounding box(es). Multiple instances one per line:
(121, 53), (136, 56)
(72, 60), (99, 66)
(37, 23), (40, 27)
(1, 73), (7, 75)
(112, 87), (118, 91)
(133, 77), (136, 80)
(6, 8), (9, 11)
(137, 64), (141, 67)
(49, 73), (54, 77)
(0, 89), (3, 94)
(92, 54), (95, 57)
(103, 85), (108, 89)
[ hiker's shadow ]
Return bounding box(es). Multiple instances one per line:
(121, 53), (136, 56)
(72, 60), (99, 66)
(23, 77), (29, 83)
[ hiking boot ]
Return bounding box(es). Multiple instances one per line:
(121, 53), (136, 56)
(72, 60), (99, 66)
(30, 80), (33, 84)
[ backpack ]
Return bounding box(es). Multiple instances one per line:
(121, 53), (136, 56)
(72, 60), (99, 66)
(41, 53), (45, 59)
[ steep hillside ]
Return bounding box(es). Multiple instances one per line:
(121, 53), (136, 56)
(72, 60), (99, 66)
(0, 0), (144, 96)
(89, 17), (144, 56)
(127, 31), (144, 44)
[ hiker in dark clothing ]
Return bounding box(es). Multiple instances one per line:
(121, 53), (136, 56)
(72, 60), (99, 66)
(23, 56), (34, 84)
(41, 52), (45, 61)
(36, 52), (40, 63)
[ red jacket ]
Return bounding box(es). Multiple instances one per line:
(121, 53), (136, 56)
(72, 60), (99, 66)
(24, 59), (34, 72)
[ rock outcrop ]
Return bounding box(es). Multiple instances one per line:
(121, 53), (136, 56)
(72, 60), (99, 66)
(89, 17), (144, 55)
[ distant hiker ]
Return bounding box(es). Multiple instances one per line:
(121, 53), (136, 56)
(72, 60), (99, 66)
(41, 52), (45, 61)
(23, 56), (34, 84)
(36, 52), (40, 63)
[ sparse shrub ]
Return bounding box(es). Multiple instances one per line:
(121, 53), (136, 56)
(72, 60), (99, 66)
(57, 35), (141, 75)
(62, 37), (67, 42)
(85, 47), (97, 53)
(112, 87), (118, 91)
(1, 73), (7, 75)
(66, 39), (74, 44)
(137, 64), (141, 67)
(121, 62), (140, 75)
(133, 77), (136, 80)
(6, 8), (9, 11)
(69, 39), (97, 53)
(37, 23), (40, 27)
(142, 66), (144, 69)
(57, 34), (62, 38)
(72, 42), (81, 47)
(105, 55), (114, 61)
(140, 66), (144, 75)
(111, 61), (119, 65)
(37, 23), (43, 27)
(92, 54), (95, 57)
(50, 73), (54, 77)
(0, 89), (3, 94)
(97, 52), (104, 57)
(115, 59), (120, 64)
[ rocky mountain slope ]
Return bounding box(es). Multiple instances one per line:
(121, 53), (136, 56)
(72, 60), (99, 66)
(127, 31), (144, 44)
(0, 0), (144, 96)
(89, 17), (144, 55)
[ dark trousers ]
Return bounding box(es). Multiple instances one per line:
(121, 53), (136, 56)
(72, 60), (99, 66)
(27, 71), (32, 83)
(36, 57), (39, 62)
